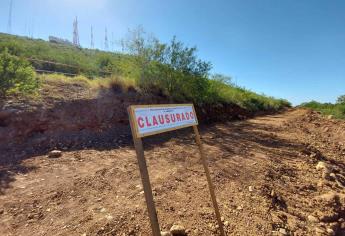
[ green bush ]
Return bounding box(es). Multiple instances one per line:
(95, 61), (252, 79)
(138, 61), (210, 104)
(0, 49), (38, 96)
(337, 95), (345, 104)
(0, 39), (24, 56)
(301, 101), (345, 119)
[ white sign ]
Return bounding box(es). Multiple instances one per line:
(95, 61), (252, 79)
(128, 104), (198, 138)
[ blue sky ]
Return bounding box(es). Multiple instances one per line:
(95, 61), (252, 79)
(0, 0), (344, 105)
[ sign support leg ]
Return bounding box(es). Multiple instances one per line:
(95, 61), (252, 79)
(193, 125), (226, 236)
(128, 109), (161, 236)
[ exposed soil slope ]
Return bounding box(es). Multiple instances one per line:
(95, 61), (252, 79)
(1, 109), (345, 236)
(0, 78), (249, 162)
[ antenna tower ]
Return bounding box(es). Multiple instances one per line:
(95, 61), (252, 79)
(104, 28), (109, 50)
(91, 26), (94, 49)
(30, 20), (34, 38)
(7, 0), (13, 34)
(73, 17), (80, 46)
(111, 32), (114, 51)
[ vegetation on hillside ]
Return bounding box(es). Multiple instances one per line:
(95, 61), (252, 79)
(0, 31), (290, 111)
(301, 96), (345, 119)
(0, 33), (139, 78)
(0, 48), (38, 96)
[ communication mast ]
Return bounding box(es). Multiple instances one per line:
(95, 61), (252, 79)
(111, 32), (114, 52)
(7, 0), (13, 34)
(104, 28), (109, 50)
(30, 20), (34, 38)
(73, 17), (80, 47)
(90, 26), (94, 49)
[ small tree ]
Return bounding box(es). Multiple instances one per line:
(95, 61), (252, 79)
(337, 95), (345, 104)
(97, 54), (115, 72)
(0, 49), (38, 96)
(211, 74), (233, 85)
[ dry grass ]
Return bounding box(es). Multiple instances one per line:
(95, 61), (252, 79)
(92, 76), (136, 93)
(40, 74), (90, 86)
(39, 73), (137, 94)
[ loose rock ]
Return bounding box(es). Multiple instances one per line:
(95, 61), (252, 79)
(329, 173), (336, 180)
(308, 215), (319, 223)
(278, 228), (287, 235)
(326, 228), (335, 236)
(271, 190), (276, 197)
(316, 162), (327, 171)
(315, 227), (326, 235)
(48, 150), (62, 158)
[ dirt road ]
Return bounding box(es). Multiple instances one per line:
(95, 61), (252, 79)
(1, 109), (345, 236)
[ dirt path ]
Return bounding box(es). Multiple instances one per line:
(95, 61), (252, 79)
(1, 109), (345, 236)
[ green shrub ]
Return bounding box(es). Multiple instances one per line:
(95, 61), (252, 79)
(337, 95), (345, 104)
(301, 101), (345, 119)
(138, 61), (210, 104)
(0, 39), (24, 56)
(0, 49), (38, 96)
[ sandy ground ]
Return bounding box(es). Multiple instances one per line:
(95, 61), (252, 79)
(1, 109), (345, 236)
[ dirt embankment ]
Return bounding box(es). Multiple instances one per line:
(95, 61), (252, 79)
(0, 80), (248, 163)
(0, 108), (345, 235)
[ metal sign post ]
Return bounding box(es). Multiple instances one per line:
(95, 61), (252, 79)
(127, 104), (226, 236)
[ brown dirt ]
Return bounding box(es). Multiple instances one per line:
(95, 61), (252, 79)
(0, 78), (248, 159)
(1, 109), (345, 236)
